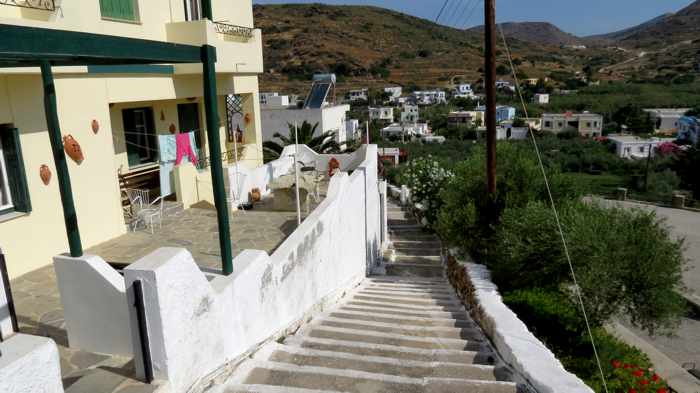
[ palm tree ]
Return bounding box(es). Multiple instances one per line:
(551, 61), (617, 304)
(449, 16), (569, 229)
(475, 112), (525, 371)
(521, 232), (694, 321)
(263, 121), (342, 161)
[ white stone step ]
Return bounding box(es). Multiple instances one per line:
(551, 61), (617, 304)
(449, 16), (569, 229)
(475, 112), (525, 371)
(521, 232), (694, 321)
(232, 361), (516, 393)
(302, 325), (484, 351)
(383, 263), (445, 278)
(326, 309), (474, 328)
(312, 316), (483, 341)
(345, 299), (463, 313)
(338, 304), (466, 320)
(352, 290), (461, 307)
(223, 385), (344, 393)
(356, 288), (458, 301)
(364, 284), (455, 295)
(264, 343), (499, 380)
(283, 336), (495, 365)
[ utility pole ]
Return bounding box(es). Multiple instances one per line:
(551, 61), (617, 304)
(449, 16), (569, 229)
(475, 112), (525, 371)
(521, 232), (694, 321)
(484, 0), (497, 197)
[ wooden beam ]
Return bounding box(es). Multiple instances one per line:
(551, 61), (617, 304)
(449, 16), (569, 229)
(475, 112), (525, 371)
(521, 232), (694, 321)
(201, 45), (233, 275)
(40, 62), (83, 257)
(484, 0), (497, 197)
(0, 24), (200, 66)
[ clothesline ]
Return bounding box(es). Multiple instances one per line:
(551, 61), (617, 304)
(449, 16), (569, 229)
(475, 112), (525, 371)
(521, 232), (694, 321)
(111, 132), (260, 165)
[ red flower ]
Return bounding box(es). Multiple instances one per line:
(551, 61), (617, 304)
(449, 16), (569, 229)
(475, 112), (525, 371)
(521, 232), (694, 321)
(657, 389), (668, 393)
(624, 364), (634, 369)
(651, 374), (660, 382)
(628, 389), (637, 393)
(633, 370), (644, 377)
(612, 360), (622, 369)
(639, 379), (650, 386)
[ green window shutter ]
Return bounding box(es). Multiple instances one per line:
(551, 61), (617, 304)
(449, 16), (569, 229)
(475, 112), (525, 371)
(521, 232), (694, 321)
(0, 129), (31, 213)
(99, 0), (137, 21)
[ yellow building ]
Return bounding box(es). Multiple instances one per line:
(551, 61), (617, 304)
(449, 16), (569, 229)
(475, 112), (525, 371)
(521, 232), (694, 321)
(0, 0), (264, 278)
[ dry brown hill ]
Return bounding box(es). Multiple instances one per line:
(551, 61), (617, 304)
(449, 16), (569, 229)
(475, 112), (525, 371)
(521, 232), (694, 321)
(468, 22), (584, 47)
(253, 4), (592, 95)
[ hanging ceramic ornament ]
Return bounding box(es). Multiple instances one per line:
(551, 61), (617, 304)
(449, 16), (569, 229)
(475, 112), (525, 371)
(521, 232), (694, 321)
(169, 124), (177, 134)
(244, 113), (251, 125)
(63, 134), (84, 164)
(91, 119), (100, 134)
(39, 165), (52, 185)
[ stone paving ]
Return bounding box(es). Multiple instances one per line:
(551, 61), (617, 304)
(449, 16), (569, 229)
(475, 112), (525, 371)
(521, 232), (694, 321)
(9, 190), (326, 392)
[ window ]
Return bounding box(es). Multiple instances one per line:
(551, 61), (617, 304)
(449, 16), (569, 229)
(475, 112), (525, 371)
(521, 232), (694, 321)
(0, 126), (31, 215)
(100, 0), (139, 22)
(586, 122), (592, 128)
(639, 146), (645, 153)
(544, 121), (552, 128)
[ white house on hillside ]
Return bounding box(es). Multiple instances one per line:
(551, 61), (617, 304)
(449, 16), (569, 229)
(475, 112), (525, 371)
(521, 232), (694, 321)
(542, 112), (604, 137)
(643, 108), (690, 133)
(411, 90), (447, 105)
(401, 105), (420, 123)
(533, 93), (549, 105)
(384, 86), (403, 103)
(261, 76), (350, 145)
(369, 107), (394, 122)
(608, 135), (675, 159)
(347, 89), (368, 102)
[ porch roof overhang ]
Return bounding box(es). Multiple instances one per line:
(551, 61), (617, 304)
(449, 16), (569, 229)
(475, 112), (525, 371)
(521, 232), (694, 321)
(0, 23), (205, 67)
(0, 22), (233, 275)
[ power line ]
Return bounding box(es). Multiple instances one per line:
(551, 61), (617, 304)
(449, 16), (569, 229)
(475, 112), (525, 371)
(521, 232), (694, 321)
(460, 0), (483, 30)
(497, 24), (610, 393)
(446, 0), (473, 28)
(434, 0), (451, 23)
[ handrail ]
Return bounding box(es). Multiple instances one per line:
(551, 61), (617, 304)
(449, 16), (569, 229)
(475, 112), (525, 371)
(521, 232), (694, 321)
(0, 0), (55, 11)
(213, 21), (254, 39)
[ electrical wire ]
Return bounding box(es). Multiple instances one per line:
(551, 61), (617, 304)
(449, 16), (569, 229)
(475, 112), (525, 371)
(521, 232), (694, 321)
(497, 24), (610, 393)
(460, 0), (483, 30)
(447, 0), (476, 27)
(444, 0), (470, 28)
(435, 0), (451, 23)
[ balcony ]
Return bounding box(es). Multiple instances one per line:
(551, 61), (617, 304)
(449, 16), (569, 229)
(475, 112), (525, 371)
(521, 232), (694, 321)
(0, 0), (55, 11)
(165, 19), (263, 75)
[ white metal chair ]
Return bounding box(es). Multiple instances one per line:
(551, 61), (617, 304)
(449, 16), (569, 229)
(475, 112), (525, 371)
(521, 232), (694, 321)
(134, 196), (165, 234)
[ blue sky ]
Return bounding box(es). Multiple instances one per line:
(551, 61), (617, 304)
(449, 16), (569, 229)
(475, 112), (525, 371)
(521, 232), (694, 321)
(253, 0), (692, 36)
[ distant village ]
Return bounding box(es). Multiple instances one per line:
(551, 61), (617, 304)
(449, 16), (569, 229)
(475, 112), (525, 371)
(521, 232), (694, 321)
(260, 73), (699, 161)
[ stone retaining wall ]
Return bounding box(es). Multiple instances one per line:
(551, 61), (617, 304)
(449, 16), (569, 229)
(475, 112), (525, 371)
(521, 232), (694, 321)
(446, 254), (594, 393)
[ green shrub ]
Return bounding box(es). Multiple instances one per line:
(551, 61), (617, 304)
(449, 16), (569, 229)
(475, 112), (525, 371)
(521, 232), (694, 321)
(436, 143), (580, 259)
(493, 200), (686, 333)
(503, 289), (670, 392)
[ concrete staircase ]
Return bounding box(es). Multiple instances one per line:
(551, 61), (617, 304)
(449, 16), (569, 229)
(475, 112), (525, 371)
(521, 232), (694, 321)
(220, 201), (517, 393)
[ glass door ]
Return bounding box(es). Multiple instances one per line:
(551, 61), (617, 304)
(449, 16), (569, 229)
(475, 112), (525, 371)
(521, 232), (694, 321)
(123, 107), (157, 167)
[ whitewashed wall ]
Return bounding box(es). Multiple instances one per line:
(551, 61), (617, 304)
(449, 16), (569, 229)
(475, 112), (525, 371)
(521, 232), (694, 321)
(0, 334), (64, 393)
(123, 145), (379, 391)
(53, 145), (381, 392)
(53, 254), (133, 356)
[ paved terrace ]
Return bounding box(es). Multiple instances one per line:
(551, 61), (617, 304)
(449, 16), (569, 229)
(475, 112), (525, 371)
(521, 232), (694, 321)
(9, 188), (327, 393)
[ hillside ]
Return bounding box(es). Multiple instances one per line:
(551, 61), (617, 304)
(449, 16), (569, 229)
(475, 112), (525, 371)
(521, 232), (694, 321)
(586, 13), (673, 43)
(600, 0), (700, 48)
(252, 2), (699, 94)
(253, 4), (595, 95)
(467, 22), (584, 47)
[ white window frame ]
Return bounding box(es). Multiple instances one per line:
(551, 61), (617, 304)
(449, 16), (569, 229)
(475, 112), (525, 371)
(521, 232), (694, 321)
(0, 143), (13, 211)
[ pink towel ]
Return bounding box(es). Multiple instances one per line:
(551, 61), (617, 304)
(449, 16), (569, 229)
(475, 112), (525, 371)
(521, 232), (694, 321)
(175, 133), (198, 166)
